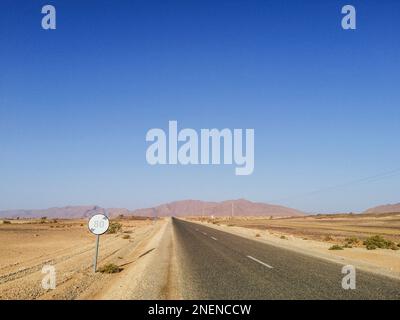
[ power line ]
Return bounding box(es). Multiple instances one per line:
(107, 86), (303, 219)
(269, 168), (400, 203)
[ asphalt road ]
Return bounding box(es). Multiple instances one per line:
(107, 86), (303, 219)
(172, 218), (400, 299)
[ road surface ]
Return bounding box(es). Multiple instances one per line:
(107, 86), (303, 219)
(172, 218), (400, 299)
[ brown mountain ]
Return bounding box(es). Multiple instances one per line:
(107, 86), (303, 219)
(0, 199), (304, 219)
(0, 206), (137, 219)
(364, 203), (400, 214)
(0, 205), (101, 219)
(131, 199), (304, 217)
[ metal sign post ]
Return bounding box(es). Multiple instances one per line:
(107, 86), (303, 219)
(93, 234), (100, 273)
(88, 213), (110, 273)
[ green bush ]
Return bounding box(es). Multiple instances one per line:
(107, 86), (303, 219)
(363, 235), (397, 250)
(97, 263), (121, 274)
(329, 245), (343, 250)
(107, 222), (122, 234)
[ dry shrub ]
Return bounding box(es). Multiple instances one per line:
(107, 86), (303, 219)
(98, 263), (121, 274)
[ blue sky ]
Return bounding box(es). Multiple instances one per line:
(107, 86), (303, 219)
(0, 0), (399, 213)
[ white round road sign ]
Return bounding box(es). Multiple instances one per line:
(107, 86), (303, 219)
(88, 214), (110, 235)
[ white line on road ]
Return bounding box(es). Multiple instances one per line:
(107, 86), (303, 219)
(211, 236), (218, 241)
(247, 255), (273, 269)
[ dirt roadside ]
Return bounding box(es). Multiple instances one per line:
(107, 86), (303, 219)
(0, 219), (169, 299)
(88, 218), (180, 299)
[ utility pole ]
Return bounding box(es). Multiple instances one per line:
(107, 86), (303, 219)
(152, 208), (157, 225)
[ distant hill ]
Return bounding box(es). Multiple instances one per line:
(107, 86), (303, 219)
(364, 203), (400, 214)
(0, 205), (101, 219)
(0, 199), (304, 219)
(131, 199), (304, 217)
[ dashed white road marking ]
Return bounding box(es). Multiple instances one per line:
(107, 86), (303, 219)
(211, 236), (218, 241)
(247, 255), (273, 269)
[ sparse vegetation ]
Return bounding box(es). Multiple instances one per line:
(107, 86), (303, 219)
(280, 235), (287, 240)
(255, 233), (261, 237)
(2, 220), (11, 224)
(345, 237), (359, 245)
(107, 222), (122, 234)
(363, 235), (398, 250)
(97, 263), (121, 274)
(329, 245), (343, 250)
(324, 235), (333, 241)
(122, 234), (130, 239)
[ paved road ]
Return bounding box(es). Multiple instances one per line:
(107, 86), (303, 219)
(172, 218), (400, 299)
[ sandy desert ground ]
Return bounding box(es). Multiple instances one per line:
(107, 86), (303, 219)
(192, 212), (400, 242)
(0, 217), (163, 299)
(188, 213), (400, 279)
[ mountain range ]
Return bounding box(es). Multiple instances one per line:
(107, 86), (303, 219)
(0, 199), (304, 219)
(2, 200), (399, 219)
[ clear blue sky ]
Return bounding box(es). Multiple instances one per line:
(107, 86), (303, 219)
(1, 0), (399, 213)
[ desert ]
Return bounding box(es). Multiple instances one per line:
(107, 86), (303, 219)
(0, 217), (160, 299)
(1, 200), (400, 299)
